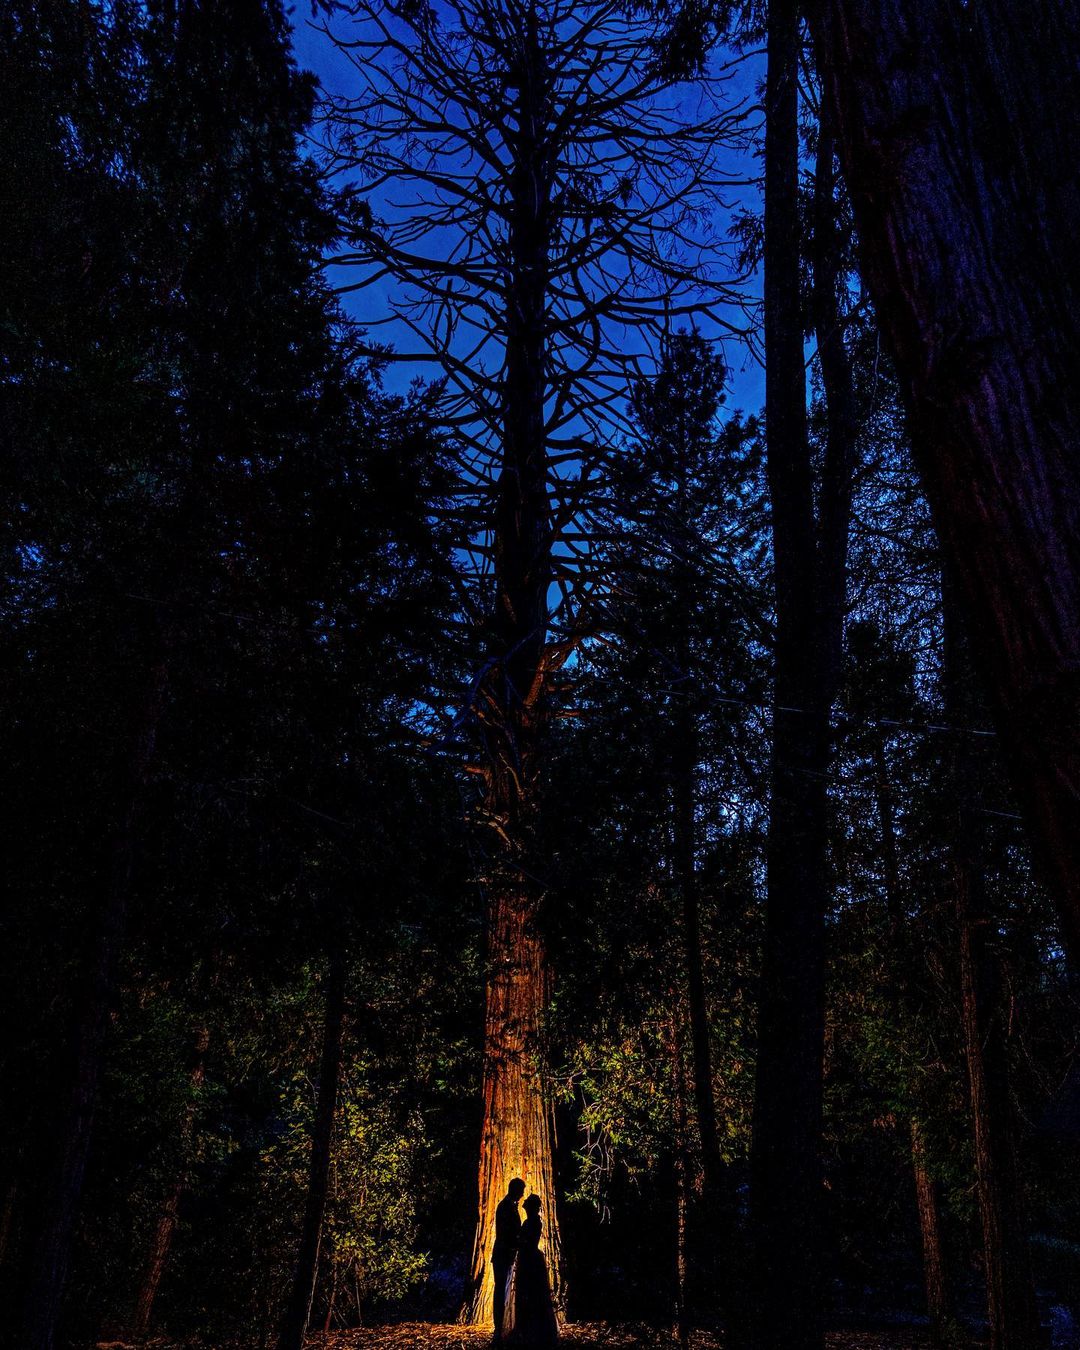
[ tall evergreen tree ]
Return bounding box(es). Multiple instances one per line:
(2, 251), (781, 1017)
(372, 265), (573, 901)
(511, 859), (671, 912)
(324, 0), (749, 1319)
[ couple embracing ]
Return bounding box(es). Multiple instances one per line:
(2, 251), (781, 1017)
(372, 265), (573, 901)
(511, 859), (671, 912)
(492, 1178), (558, 1348)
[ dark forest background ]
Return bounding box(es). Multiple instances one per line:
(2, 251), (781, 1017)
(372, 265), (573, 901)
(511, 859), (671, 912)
(2, 3), (1079, 1350)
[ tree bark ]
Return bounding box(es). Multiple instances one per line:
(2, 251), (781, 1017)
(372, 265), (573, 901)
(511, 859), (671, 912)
(277, 947), (348, 1350)
(810, 0), (1080, 961)
(910, 1117), (952, 1348)
(748, 14), (857, 1346)
(466, 10), (561, 1322)
(20, 649), (168, 1350)
(467, 884), (561, 1324)
(132, 1022), (210, 1336)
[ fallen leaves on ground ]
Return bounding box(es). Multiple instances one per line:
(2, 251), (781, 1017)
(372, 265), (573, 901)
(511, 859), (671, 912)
(304, 1321), (927, 1350)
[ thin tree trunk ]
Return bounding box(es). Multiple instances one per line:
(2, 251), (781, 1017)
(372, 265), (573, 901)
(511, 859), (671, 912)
(956, 871), (1040, 1350)
(466, 8), (561, 1324)
(872, 738), (957, 1342)
(132, 1022), (210, 1335)
(671, 1017), (691, 1350)
(673, 704), (722, 1193)
(21, 650), (168, 1350)
(910, 1117), (952, 1348)
(672, 696), (741, 1327)
(944, 595), (1040, 1350)
(277, 947), (348, 1350)
(749, 12), (857, 1345)
(811, 0), (1080, 961)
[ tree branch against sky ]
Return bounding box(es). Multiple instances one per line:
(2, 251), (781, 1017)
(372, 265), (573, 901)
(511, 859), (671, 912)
(319, 0), (754, 468)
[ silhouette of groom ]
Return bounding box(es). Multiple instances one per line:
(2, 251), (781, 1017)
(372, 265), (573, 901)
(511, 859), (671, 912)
(492, 1177), (526, 1343)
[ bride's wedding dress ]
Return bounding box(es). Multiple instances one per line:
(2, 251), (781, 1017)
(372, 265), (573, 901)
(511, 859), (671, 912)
(505, 1211), (558, 1348)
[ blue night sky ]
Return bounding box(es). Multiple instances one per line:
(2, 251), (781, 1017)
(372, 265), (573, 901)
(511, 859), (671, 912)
(287, 8), (766, 421)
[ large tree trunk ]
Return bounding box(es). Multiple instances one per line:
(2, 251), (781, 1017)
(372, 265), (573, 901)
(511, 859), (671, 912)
(132, 1022), (210, 1336)
(810, 0), (1080, 961)
(748, 17), (856, 1345)
(943, 595), (1040, 1350)
(20, 650), (168, 1350)
(277, 947), (348, 1350)
(466, 9), (560, 1323)
(467, 886), (561, 1323)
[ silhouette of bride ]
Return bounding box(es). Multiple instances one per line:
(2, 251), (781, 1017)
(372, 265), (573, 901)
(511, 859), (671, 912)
(505, 1194), (558, 1347)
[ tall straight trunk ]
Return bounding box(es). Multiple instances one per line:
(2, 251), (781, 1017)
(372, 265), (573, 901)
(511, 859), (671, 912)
(277, 947), (348, 1350)
(21, 650), (168, 1350)
(132, 1022), (210, 1336)
(748, 14), (856, 1346)
(672, 697), (740, 1326)
(466, 9), (560, 1324)
(672, 703), (722, 1193)
(910, 1117), (952, 1348)
(944, 595), (1040, 1350)
(810, 0), (1080, 961)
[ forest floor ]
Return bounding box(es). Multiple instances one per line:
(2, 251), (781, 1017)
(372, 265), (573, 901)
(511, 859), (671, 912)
(300, 1322), (930, 1350)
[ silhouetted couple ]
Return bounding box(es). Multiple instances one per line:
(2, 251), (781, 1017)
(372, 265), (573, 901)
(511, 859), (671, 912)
(492, 1179), (558, 1348)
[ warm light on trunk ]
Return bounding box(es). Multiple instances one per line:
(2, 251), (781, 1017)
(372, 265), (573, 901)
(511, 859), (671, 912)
(465, 884), (561, 1325)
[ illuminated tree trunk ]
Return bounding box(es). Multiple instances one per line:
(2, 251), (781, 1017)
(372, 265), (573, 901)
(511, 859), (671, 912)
(466, 8), (561, 1324)
(811, 0), (1080, 961)
(467, 887), (561, 1323)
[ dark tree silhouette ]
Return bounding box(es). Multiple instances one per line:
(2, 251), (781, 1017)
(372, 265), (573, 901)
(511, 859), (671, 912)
(747, 10), (858, 1346)
(811, 0), (1080, 960)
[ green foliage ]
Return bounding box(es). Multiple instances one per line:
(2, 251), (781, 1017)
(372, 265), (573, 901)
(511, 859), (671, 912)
(265, 1060), (430, 1309)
